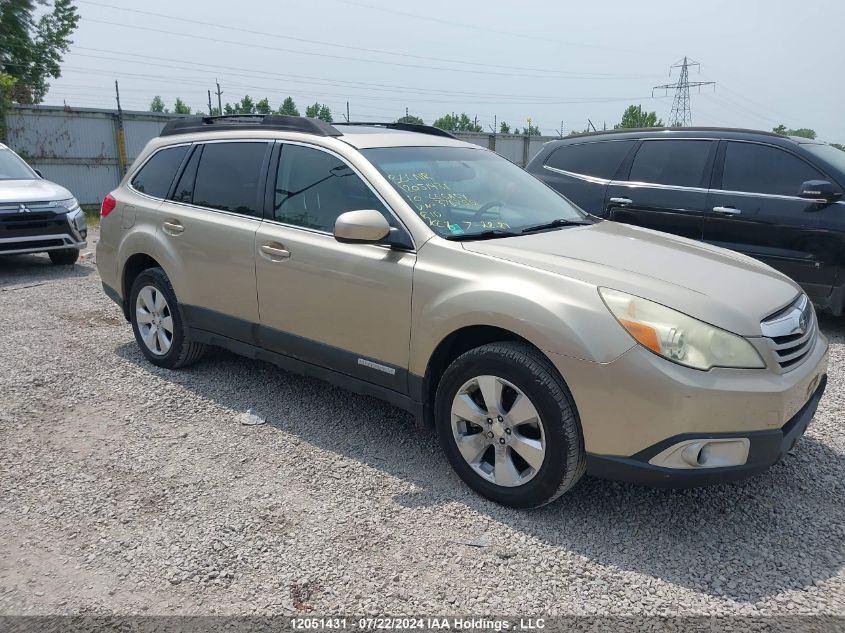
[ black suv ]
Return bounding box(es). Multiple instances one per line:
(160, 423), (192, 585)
(527, 128), (845, 315)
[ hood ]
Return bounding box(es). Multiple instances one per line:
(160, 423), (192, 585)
(462, 220), (801, 337)
(0, 178), (73, 205)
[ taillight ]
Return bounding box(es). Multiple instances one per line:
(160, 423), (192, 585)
(100, 193), (116, 218)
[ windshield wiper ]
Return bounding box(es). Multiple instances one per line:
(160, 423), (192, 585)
(520, 218), (591, 234)
(444, 229), (520, 241)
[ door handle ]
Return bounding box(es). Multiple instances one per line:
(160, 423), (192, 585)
(260, 243), (291, 261)
(713, 206), (742, 216)
(162, 219), (184, 235)
(609, 197), (633, 205)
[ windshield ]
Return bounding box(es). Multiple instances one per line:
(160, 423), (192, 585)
(0, 148), (36, 180)
(804, 143), (845, 177)
(362, 146), (586, 238)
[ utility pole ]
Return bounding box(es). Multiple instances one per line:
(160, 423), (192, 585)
(215, 80), (223, 115)
(558, 119), (564, 138)
(346, 101), (350, 122)
(114, 80), (127, 177)
(653, 56), (715, 127)
(587, 118), (597, 132)
(207, 90), (213, 115)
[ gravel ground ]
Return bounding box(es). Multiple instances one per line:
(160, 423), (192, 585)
(0, 226), (843, 617)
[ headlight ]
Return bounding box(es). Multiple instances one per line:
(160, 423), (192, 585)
(599, 288), (765, 370)
(53, 197), (80, 212)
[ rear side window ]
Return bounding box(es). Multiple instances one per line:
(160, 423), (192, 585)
(628, 140), (713, 188)
(722, 142), (825, 197)
(274, 144), (389, 232)
(131, 145), (189, 198)
(170, 145), (201, 204)
(545, 140), (635, 180)
(192, 142), (269, 216)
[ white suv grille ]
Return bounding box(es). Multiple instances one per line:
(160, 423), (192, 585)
(760, 295), (817, 371)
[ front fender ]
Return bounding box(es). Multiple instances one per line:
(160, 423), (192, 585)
(409, 244), (635, 377)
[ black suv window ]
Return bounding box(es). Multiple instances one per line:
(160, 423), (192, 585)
(722, 142), (825, 197)
(131, 145), (189, 198)
(274, 144), (389, 232)
(170, 145), (201, 204)
(192, 142), (269, 216)
(545, 140), (635, 180)
(628, 139), (713, 188)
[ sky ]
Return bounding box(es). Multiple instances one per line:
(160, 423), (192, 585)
(41, 0), (845, 143)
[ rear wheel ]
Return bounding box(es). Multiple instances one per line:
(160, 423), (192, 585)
(48, 248), (79, 265)
(129, 267), (206, 369)
(434, 342), (585, 508)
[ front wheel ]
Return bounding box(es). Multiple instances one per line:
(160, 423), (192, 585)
(434, 342), (586, 508)
(48, 248), (79, 265)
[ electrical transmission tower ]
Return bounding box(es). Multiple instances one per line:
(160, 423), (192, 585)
(653, 57), (714, 126)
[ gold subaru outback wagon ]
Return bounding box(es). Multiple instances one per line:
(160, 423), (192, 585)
(97, 115), (829, 508)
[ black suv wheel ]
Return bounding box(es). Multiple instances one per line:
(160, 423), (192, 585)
(48, 248), (79, 265)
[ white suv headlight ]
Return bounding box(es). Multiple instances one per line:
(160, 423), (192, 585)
(599, 288), (765, 370)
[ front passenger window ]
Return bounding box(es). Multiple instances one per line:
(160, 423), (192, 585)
(274, 144), (389, 232)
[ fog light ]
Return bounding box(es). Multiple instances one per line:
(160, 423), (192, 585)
(648, 438), (750, 469)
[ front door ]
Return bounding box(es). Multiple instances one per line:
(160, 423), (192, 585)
(604, 138), (716, 240)
(705, 141), (836, 302)
(255, 142), (415, 392)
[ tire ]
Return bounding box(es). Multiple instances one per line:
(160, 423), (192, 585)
(129, 267), (206, 369)
(48, 248), (79, 265)
(434, 341), (586, 508)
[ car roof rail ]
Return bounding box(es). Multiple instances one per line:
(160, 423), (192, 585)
(159, 114), (343, 137)
(340, 121), (458, 139)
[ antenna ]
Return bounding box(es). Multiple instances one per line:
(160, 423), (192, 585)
(653, 56), (715, 127)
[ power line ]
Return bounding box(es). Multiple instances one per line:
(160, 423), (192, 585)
(76, 0), (658, 80)
(652, 57), (715, 126)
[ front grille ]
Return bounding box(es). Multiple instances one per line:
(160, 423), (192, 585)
(761, 295), (817, 371)
(0, 211), (68, 238)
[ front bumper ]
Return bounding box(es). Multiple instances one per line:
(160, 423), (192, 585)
(548, 327), (829, 486)
(585, 374), (827, 487)
(0, 208), (87, 255)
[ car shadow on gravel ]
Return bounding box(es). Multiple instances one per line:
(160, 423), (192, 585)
(0, 253), (93, 287)
(115, 341), (845, 604)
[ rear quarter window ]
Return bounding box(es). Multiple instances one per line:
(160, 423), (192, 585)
(131, 145), (189, 198)
(544, 140), (636, 180)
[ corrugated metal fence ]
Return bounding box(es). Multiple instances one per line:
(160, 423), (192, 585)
(4, 105), (558, 205)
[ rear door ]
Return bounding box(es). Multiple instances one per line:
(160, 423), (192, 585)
(534, 139), (636, 214)
(157, 140), (271, 335)
(705, 140), (835, 302)
(604, 138), (716, 240)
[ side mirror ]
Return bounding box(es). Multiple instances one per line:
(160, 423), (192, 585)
(798, 180), (842, 202)
(334, 209), (391, 244)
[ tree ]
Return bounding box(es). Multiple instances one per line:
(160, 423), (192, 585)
(397, 113), (424, 125)
(773, 124), (816, 139)
(173, 98), (191, 115)
(255, 98), (271, 114)
(433, 112), (482, 133)
(149, 95), (166, 113)
(615, 105), (663, 129)
(305, 102), (332, 122)
(0, 0), (80, 104)
(517, 123), (541, 136)
(278, 96), (299, 116)
(0, 73), (16, 141)
(499, 121), (511, 134)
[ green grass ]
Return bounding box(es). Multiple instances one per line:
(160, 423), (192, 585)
(82, 204), (100, 226)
